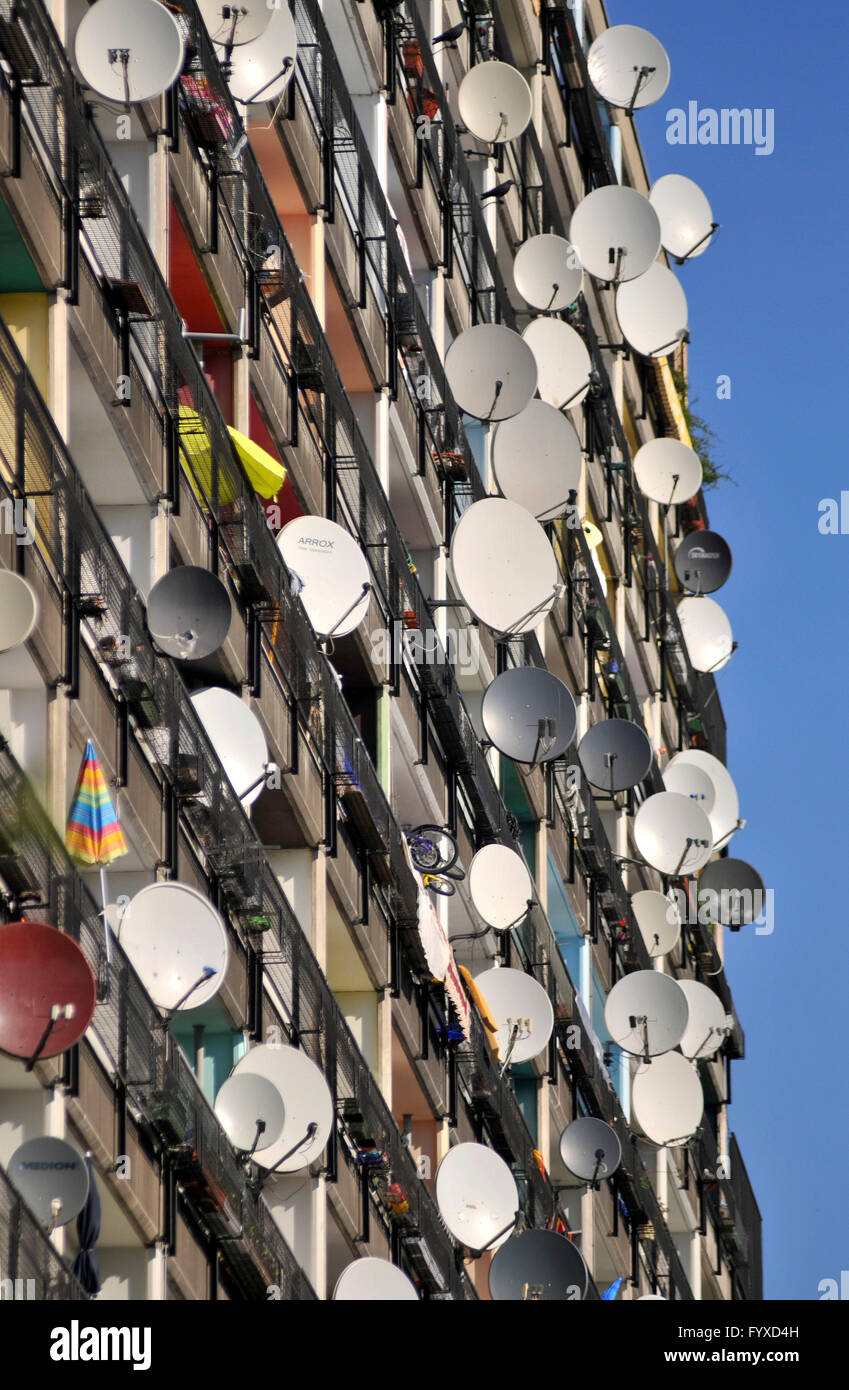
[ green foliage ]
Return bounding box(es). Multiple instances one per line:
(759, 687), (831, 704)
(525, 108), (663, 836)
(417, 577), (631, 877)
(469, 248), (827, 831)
(671, 369), (735, 490)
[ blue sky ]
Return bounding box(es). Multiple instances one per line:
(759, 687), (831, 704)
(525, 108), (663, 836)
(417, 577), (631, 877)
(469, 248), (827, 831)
(628, 0), (849, 1299)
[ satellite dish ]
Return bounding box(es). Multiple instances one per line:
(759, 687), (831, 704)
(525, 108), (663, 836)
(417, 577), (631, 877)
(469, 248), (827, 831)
(489, 1229), (588, 1301)
(147, 566), (232, 660)
(333, 1259), (419, 1302)
(0, 571), (39, 653)
(473, 967), (554, 1066)
(190, 686), (269, 805)
(521, 318), (593, 410)
(631, 890), (681, 959)
(8, 1137), (89, 1229)
(578, 718), (653, 793)
(677, 597), (734, 673)
(677, 980), (731, 1060)
(219, 3), (297, 104)
(481, 667), (577, 764)
(697, 859), (766, 927)
(75, 0), (185, 104)
(650, 174), (716, 261)
(435, 1143), (519, 1252)
(663, 749), (740, 849)
(631, 1052), (704, 1146)
(118, 881), (229, 1012)
(674, 530), (733, 595)
(468, 844), (533, 931)
(449, 498), (558, 636)
(492, 403), (582, 522)
(232, 1044), (333, 1172)
(587, 25), (671, 110)
(604, 969), (689, 1058)
(513, 234), (582, 311)
(457, 60), (533, 143)
(559, 1117), (622, 1184)
(615, 263), (688, 358)
(0, 921), (97, 1063)
(633, 792), (713, 875)
(633, 437), (702, 506)
(569, 186), (661, 283)
(214, 1072), (285, 1156)
(277, 516), (371, 639)
(199, 0), (274, 46)
(444, 325), (537, 422)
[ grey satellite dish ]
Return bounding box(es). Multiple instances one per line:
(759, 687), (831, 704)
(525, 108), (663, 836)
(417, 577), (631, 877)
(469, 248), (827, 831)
(435, 1143), (518, 1252)
(75, 0), (185, 104)
(578, 718), (653, 793)
(697, 859), (765, 927)
(663, 749), (740, 849)
(9, 1137), (89, 1229)
(632, 1052), (703, 1146)
(631, 890), (681, 959)
(147, 565), (232, 660)
(118, 881), (230, 1012)
(457, 60), (533, 143)
(492, 402), (582, 522)
(220, 4), (297, 104)
(214, 1072), (285, 1157)
(633, 437), (702, 506)
(232, 1044), (333, 1172)
(559, 1117), (622, 1185)
(587, 25), (670, 111)
(633, 792), (713, 875)
(513, 234), (582, 311)
(190, 686), (270, 805)
(489, 1229), (588, 1301)
(444, 325), (537, 422)
(0, 570), (39, 653)
(650, 174), (716, 261)
(615, 263), (688, 358)
(334, 1258), (419, 1302)
(677, 596), (734, 673)
(278, 516), (371, 639)
(468, 844), (533, 931)
(604, 969), (689, 1058)
(481, 667), (577, 765)
(677, 980), (731, 1060)
(673, 530), (733, 594)
(522, 318), (593, 410)
(569, 185), (661, 283)
(199, 0), (274, 46)
(449, 498), (559, 635)
(474, 967), (554, 1067)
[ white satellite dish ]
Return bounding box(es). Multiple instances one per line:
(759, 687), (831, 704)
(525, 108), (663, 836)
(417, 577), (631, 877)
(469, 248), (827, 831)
(199, 0), (274, 46)
(492, 403), (582, 522)
(474, 966), (554, 1066)
(633, 437), (702, 506)
(587, 25), (671, 111)
(449, 498), (559, 635)
(569, 186), (661, 283)
(677, 980), (731, 1060)
(633, 792), (713, 876)
(147, 565), (232, 661)
(118, 881), (230, 1012)
(457, 61), (532, 144)
(435, 1143), (519, 1252)
(9, 1138), (90, 1229)
(219, 3), (297, 104)
(444, 325), (537, 422)
(559, 1117), (622, 1184)
(481, 667), (577, 765)
(513, 234), (582, 311)
(631, 1052), (704, 1146)
(233, 1044), (334, 1172)
(615, 263), (688, 358)
(677, 597), (734, 673)
(522, 318), (593, 410)
(468, 844), (534, 931)
(631, 890), (681, 959)
(214, 1072), (285, 1156)
(649, 175), (716, 261)
(333, 1258), (419, 1302)
(664, 749), (740, 849)
(190, 686), (270, 805)
(0, 570), (39, 652)
(277, 516), (371, 639)
(75, 0), (185, 104)
(604, 969), (689, 1058)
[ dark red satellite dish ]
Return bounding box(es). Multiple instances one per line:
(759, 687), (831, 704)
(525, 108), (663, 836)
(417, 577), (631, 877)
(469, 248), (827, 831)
(0, 921), (97, 1066)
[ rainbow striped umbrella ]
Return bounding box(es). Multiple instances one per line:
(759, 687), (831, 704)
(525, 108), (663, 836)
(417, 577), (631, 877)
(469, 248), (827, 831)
(66, 740), (127, 962)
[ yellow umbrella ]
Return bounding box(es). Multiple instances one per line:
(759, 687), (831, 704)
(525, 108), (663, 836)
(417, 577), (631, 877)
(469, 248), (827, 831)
(178, 406), (286, 502)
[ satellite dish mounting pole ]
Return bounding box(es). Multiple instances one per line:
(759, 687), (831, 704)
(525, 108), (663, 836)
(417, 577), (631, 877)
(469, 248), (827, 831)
(676, 223), (720, 265)
(625, 65), (656, 118)
(25, 1003), (75, 1072)
(108, 47), (131, 111)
